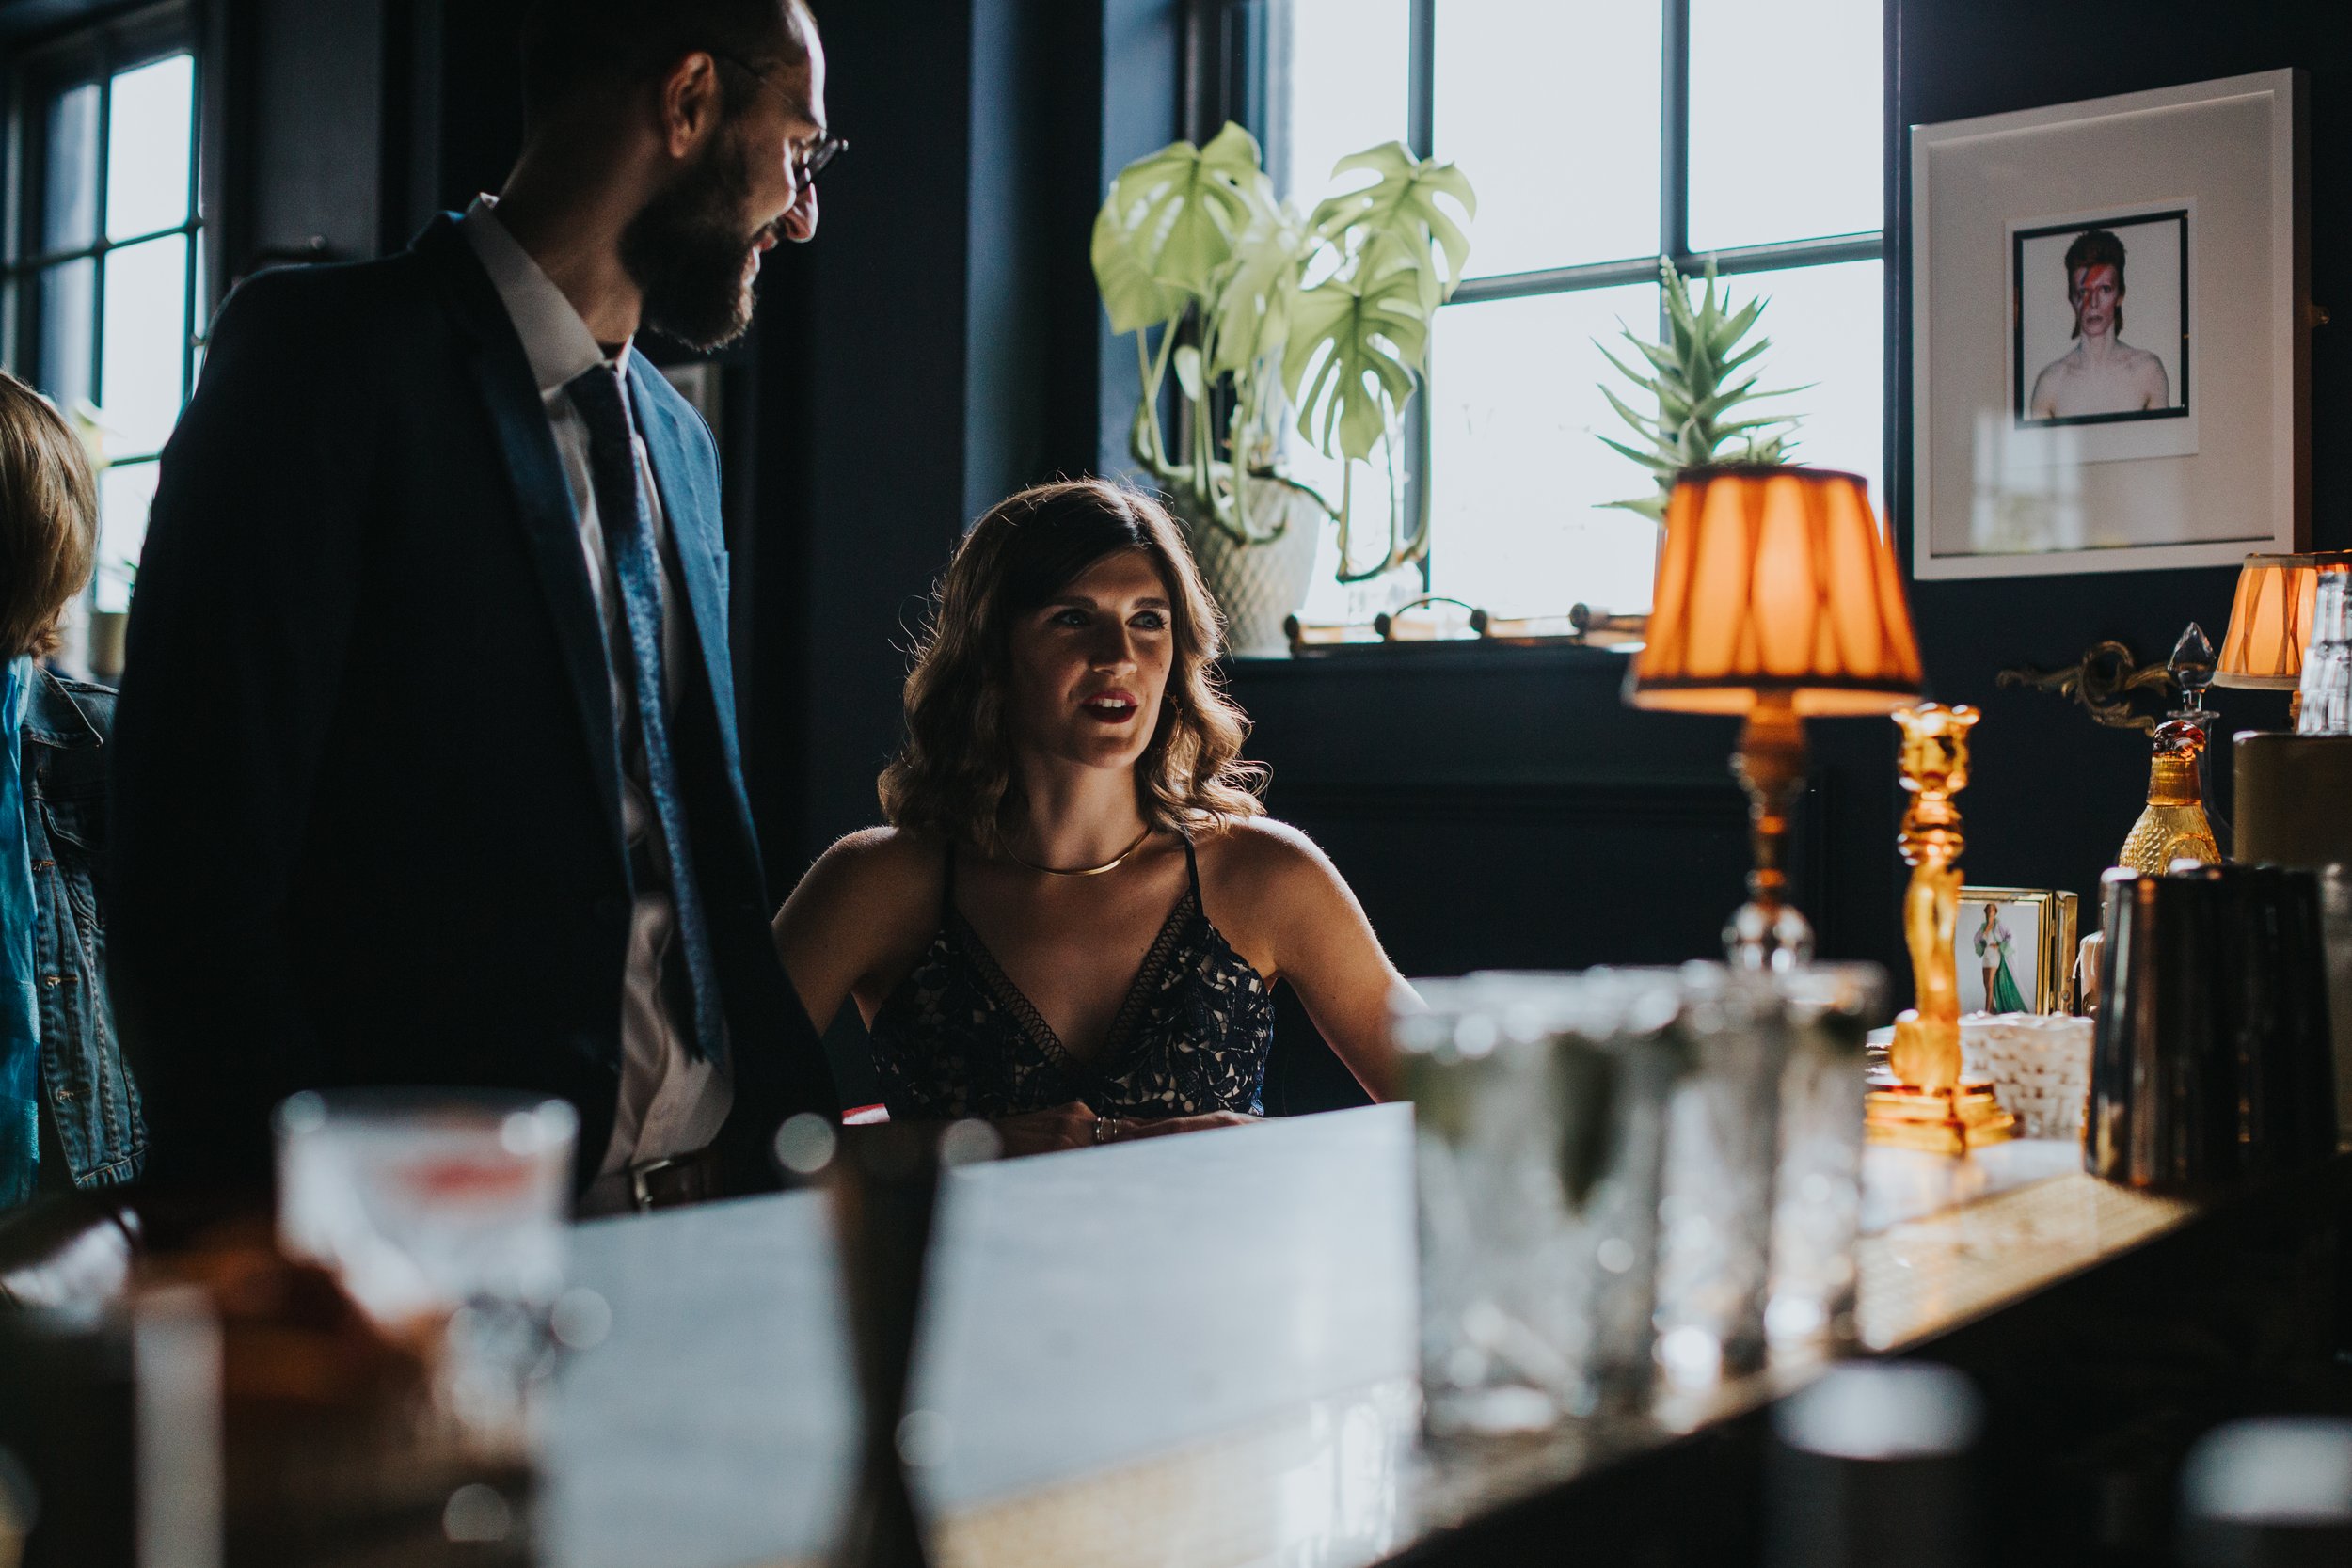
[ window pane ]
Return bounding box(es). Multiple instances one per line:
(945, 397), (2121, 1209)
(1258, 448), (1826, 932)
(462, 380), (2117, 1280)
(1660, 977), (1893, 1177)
(96, 460), (158, 613)
(105, 53), (196, 241)
(1688, 0), (1883, 251)
(1732, 260), (1885, 510)
(1425, 283), (1666, 618)
(36, 260), (96, 410)
(1268, 0), (1411, 207)
(1438, 0), (1662, 277)
(1287, 430), (1416, 627)
(99, 234), (190, 455)
(43, 81), (103, 252)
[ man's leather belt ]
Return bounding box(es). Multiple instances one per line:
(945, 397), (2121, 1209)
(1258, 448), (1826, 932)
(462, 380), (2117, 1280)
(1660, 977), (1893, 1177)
(627, 1147), (722, 1212)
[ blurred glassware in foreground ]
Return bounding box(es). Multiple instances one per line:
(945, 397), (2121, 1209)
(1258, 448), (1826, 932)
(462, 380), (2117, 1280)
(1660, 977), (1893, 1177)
(1396, 972), (1683, 1433)
(1766, 1361), (1984, 1568)
(0, 1448), (26, 1568)
(274, 1090), (577, 1328)
(2178, 1417), (2352, 1567)
(1653, 963), (1788, 1386)
(254, 1088), (579, 1561)
(1397, 960), (1876, 1421)
(2090, 864), (2337, 1193)
(1768, 964), (1882, 1350)
(819, 1116), (1000, 1568)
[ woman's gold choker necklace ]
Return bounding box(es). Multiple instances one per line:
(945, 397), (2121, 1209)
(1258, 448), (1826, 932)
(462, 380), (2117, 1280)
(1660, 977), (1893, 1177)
(1005, 824), (1155, 878)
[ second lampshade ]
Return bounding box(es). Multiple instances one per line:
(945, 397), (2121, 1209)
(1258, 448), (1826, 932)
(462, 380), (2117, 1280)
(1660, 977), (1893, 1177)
(2215, 552), (2352, 722)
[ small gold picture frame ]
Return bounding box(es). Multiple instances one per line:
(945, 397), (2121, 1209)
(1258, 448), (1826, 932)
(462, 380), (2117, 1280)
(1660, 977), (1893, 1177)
(1955, 887), (2081, 1014)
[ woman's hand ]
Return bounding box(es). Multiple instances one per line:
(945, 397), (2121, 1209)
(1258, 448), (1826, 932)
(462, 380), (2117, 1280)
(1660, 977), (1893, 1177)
(991, 1101), (1104, 1157)
(1116, 1110), (1262, 1140)
(989, 1105), (1262, 1155)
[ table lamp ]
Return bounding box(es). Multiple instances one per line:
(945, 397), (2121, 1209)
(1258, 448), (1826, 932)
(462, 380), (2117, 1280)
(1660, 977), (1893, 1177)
(2228, 553), (2352, 865)
(1628, 465), (1925, 969)
(2214, 552), (2349, 725)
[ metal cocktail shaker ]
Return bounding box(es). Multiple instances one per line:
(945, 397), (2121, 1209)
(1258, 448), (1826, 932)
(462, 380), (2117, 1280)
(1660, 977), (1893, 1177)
(2089, 864), (2336, 1192)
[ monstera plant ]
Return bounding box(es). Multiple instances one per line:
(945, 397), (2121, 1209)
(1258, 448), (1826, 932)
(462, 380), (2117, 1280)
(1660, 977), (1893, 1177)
(1598, 255), (1803, 522)
(1092, 122), (1474, 585)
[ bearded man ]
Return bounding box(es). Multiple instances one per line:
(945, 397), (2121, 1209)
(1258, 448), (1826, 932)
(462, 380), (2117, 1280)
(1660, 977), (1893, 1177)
(2027, 228), (2171, 420)
(111, 0), (841, 1208)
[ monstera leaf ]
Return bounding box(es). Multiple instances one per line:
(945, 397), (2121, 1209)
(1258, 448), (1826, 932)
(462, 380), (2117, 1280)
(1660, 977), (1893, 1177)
(1285, 261), (1429, 465)
(1089, 120), (1476, 562)
(1090, 122), (1273, 335)
(1306, 142), (1476, 310)
(1206, 208), (1309, 381)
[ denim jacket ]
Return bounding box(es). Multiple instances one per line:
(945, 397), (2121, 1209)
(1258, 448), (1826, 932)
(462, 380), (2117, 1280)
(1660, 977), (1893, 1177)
(22, 671), (142, 1187)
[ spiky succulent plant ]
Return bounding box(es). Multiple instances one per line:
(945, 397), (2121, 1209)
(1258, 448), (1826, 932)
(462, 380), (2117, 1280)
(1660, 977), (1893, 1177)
(1597, 256), (1804, 522)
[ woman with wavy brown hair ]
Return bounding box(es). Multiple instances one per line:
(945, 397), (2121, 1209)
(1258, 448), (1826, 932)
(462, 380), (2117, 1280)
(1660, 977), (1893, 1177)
(775, 479), (1403, 1154)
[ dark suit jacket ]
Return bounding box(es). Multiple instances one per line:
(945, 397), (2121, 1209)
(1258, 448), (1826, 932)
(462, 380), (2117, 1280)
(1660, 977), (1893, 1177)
(109, 214), (837, 1194)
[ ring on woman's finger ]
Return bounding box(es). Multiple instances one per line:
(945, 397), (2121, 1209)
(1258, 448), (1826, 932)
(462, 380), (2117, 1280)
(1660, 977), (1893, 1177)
(1092, 1116), (1112, 1146)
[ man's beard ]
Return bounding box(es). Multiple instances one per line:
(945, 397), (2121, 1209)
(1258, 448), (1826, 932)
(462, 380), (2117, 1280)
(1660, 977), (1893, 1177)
(619, 128), (770, 352)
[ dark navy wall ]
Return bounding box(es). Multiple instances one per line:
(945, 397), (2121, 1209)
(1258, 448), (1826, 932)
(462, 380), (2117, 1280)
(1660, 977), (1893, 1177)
(1890, 0), (2351, 911)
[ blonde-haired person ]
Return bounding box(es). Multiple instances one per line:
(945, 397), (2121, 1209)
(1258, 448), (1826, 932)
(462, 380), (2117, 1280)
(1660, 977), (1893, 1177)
(0, 371), (142, 1209)
(776, 479), (1406, 1155)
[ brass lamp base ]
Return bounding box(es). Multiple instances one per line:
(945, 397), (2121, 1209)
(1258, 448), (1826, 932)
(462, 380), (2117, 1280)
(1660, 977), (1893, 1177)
(1865, 1072), (2017, 1154)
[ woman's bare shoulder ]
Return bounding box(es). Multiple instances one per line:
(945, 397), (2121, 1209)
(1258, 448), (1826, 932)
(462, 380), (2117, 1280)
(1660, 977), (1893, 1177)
(782, 827), (946, 929)
(1195, 816), (1346, 901)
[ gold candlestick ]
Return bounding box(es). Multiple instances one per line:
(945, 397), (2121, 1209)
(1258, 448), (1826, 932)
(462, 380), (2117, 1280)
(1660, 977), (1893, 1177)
(1866, 703), (2017, 1152)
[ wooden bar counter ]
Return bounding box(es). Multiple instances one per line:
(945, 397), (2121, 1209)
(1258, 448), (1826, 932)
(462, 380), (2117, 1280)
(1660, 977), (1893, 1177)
(541, 1106), (2350, 1568)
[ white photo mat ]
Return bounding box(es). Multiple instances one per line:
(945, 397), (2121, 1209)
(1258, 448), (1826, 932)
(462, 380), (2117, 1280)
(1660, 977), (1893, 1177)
(1911, 71), (2307, 580)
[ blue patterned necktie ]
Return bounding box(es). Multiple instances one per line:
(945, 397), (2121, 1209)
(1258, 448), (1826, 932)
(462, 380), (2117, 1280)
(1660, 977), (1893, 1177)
(566, 363), (724, 1069)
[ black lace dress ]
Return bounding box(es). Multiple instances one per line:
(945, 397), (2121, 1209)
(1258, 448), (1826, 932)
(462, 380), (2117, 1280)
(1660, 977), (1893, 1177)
(868, 840), (1276, 1120)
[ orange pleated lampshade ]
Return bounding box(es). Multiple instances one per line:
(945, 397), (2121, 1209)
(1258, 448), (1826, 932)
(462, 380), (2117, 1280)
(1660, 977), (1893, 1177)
(1629, 465), (1924, 716)
(2214, 553), (2351, 689)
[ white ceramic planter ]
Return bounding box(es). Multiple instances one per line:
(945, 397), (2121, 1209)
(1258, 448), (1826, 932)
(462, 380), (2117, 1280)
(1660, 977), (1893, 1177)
(1184, 481), (1322, 659)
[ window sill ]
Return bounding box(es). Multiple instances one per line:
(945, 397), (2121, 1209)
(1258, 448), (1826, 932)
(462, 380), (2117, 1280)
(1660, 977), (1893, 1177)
(1223, 640), (1638, 679)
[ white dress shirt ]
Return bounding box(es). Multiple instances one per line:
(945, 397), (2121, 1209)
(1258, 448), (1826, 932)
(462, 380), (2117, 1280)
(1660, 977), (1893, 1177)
(461, 198), (731, 1210)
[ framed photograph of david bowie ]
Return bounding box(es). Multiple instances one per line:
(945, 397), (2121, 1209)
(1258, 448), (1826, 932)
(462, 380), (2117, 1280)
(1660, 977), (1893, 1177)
(1911, 70), (2308, 581)
(2011, 208), (2189, 433)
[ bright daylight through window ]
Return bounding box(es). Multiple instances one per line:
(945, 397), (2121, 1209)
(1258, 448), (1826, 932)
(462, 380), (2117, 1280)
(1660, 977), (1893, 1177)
(1270, 0), (1886, 627)
(3, 42), (203, 624)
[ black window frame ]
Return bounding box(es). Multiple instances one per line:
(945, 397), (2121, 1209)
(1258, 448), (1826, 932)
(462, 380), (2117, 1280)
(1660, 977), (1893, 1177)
(2, 0), (206, 513)
(1187, 0), (1888, 601)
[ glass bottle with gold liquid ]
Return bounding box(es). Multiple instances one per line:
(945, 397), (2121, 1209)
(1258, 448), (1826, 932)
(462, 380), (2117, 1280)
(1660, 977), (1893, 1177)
(2117, 718), (2223, 875)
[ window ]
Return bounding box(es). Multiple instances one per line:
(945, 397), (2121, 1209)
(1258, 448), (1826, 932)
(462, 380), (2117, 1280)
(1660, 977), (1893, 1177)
(4, 19), (203, 622)
(1263, 0), (1885, 626)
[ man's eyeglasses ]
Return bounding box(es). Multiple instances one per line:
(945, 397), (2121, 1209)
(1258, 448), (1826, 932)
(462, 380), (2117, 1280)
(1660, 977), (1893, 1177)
(796, 135), (847, 183)
(707, 46), (846, 185)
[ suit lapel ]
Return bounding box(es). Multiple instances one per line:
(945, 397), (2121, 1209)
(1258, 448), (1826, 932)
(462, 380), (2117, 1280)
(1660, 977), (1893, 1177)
(416, 216), (627, 856)
(628, 369), (748, 795)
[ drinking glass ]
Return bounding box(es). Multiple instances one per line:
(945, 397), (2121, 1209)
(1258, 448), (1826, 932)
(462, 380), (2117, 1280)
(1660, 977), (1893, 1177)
(2296, 569), (2352, 736)
(276, 1089), (578, 1325)
(275, 1089), (578, 1460)
(1397, 972), (1682, 1432)
(1769, 964), (1883, 1350)
(1653, 963), (1789, 1386)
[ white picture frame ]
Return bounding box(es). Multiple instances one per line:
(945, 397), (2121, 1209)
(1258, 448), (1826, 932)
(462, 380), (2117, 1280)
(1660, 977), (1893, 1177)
(1911, 71), (2308, 580)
